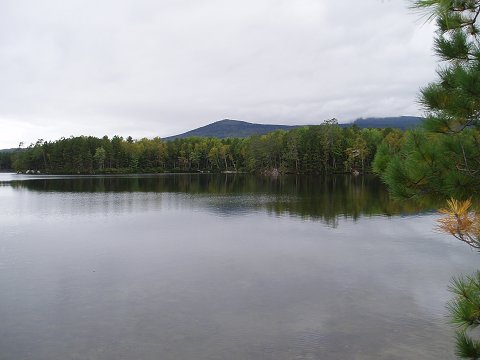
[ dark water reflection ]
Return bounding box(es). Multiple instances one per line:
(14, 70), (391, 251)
(3, 174), (432, 227)
(0, 173), (476, 359)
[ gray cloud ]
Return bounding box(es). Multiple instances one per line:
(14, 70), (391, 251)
(0, 0), (437, 148)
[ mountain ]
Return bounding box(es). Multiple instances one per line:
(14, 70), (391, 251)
(350, 116), (423, 130)
(164, 116), (423, 140)
(0, 117), (423, 152)
(0, 148), (18, 153)
(163, 119), (301, 140)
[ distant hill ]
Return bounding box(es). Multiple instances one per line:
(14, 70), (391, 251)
(350, 116), (423, 130)
(163, 119), (301, 140)
(0, 148), (18, 153)
(164, 116), (423, 140)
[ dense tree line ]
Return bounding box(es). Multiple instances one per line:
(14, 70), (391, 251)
(9, 120), (391, 175)
(0, 151), (13, 170)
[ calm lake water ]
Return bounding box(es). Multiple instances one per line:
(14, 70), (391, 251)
(0, 173), (477, 359)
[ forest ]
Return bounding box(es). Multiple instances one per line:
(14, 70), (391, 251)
(5, 119), (400, 175)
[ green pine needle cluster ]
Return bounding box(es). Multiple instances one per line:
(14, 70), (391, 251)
(374, 128), (480, 198)
(448, 273), (480, 359)
(375, 1), (480, 199)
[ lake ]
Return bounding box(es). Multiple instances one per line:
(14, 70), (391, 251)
(0, 173), (477, 359)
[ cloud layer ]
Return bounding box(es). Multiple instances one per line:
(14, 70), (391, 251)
(0, 0), (437, 148)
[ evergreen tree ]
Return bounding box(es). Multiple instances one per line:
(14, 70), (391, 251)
(377, 1), (480, 358)
(376, 0), (480, 198)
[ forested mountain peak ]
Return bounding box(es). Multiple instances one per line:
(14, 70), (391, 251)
(164, 116), (423, 140)
(163, 119), (300, 140)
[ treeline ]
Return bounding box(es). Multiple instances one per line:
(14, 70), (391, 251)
(0, 151), (13, 170)
(10, 120), (394, 175)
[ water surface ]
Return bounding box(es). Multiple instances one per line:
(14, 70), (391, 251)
(0, 173), (476, 359)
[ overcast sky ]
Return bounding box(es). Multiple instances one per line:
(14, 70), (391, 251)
(0, 0), (437, 148)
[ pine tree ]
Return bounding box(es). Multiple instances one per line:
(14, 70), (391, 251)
(416, 0), (480, 132)
(391, 2), (480, 358)
(376, 0), (480, 198)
